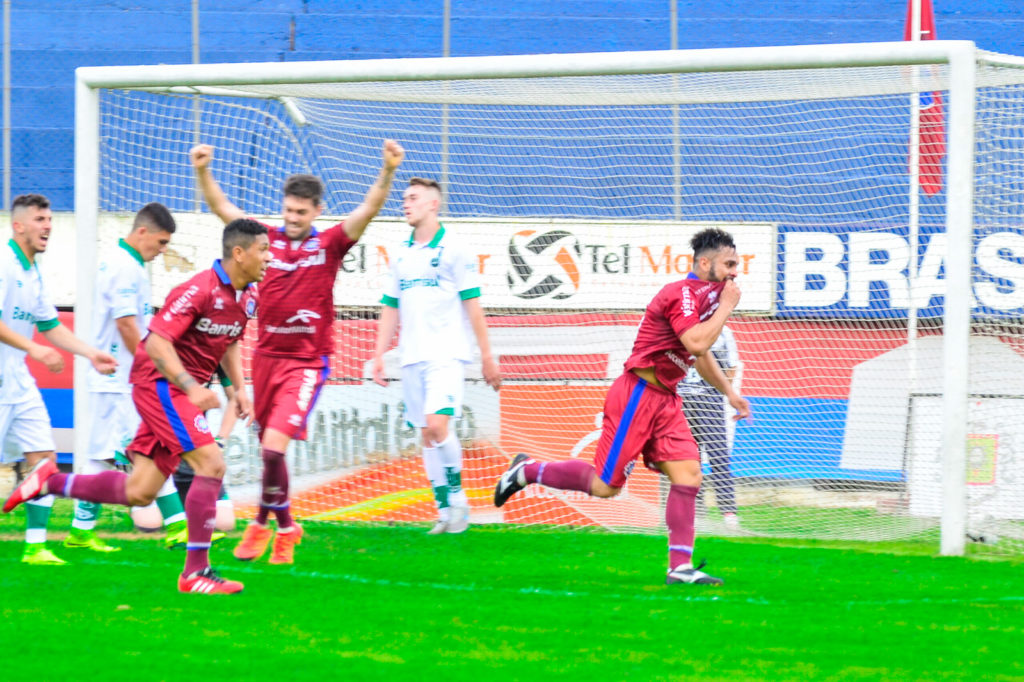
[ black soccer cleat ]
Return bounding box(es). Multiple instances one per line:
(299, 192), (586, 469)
(665, 558), (724, 586)
(493, 453), (532, 508)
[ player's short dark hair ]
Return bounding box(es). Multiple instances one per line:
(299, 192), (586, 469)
(223, 218), (268, 259)
(282, 173), (323, 205)
(408, 177), (442, 196)
(691, 228), (736, 259)
(133, 202), (177, 234)
(11, 193), (50, 213)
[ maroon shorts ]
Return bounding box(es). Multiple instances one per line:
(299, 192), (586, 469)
(129, 379), (216, 478)
(592, 371), (699, 488)
(252, 354), (330, 441)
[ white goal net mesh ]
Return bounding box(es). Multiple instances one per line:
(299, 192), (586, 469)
(90, 54), (1024, 556)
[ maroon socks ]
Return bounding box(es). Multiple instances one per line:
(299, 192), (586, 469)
(667, 483), (699, 569)
(182, 475), (222, 577)
(256, 448), (293, 529)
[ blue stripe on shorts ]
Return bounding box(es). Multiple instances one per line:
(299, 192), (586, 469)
(156, 379), (195, 452)
(600, 378), (646, 484)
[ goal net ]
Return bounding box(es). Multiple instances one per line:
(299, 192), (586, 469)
(77, 42), (1024, 556)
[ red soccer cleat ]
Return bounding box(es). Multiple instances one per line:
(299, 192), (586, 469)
(178, 567), (244, 594)
(3, 459), (58, 513)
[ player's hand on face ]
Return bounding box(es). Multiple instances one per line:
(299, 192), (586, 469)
(189, 144), (214, 169)
(729, 394), (752, 422)
(29, 344), (64, 373)
(90, 350), (118, 375)
(382, 139), (405, 170)
(372, 356), (388, 387)
(721, 279), (741, 310)
(187, 385), (221, 413)
(482, 357), (502, 392)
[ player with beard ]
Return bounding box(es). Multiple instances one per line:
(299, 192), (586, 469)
(493, 228), (751, 585)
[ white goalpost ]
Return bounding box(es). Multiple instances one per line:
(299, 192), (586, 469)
(73, 40), (1024, 557)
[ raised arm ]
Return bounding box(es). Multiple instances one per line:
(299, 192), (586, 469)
(463, 298), (501, 391)
(344, 139), (405, 241)
(190, 144), (246, 225)
(41, 323), (117, 375)
(144, 332), (220, 412)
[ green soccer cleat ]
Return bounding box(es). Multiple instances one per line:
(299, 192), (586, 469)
(164, 524), (189, 549)
(165, 525), (226, 550)
(21, 544), (68, 565)
(63, 529), (121, 553)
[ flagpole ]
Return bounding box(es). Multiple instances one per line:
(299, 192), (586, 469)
(907, 0), (922, 401)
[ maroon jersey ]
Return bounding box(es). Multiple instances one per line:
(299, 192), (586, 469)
(623, 273), (728, 394)
(130, 260), (258, 386)
(255, 222), (356, 358)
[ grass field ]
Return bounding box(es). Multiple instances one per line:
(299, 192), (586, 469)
(1, 502), (1022, 681)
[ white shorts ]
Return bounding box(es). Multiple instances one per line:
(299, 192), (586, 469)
(87, 392), (140, 461)
(400, 360), (465, 429)
(0, 392), (56, 462)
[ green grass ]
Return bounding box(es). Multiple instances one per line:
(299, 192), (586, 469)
(1, 502), (1022, 681)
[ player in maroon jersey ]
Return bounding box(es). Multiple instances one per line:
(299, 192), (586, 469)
(190, 139), (404, 564)
(5, 218), (270, 593)
(494, 228), (751, 585)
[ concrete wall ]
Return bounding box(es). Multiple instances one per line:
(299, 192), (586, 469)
(4, 0), (1024, 209)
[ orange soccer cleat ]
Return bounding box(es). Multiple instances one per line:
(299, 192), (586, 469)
(233, 522), (273, 561)
(268, 523), (303, 565)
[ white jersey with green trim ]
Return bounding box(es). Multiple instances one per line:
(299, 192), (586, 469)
(87, 239), (152, 393)
(381, 225), (481, 367)
(0, 239), (59, 404)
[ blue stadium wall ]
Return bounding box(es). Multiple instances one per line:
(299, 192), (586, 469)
(6, 0), (1024, 209)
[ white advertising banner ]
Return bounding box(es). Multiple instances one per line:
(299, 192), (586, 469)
(39, 213), (776, 312)
(209, 381), (502, 489)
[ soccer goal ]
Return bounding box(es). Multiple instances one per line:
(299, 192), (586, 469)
(74, 40), (1024, 557)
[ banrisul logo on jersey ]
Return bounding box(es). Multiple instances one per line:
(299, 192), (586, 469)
(506, 230), (582, 300)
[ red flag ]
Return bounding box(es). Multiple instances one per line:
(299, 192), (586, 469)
(905, 0), (945, 195)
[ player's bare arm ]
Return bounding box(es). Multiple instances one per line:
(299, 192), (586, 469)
(115, 314), (142, 355)
(680, 280), (741, 356)
(694, 352), (751, 421)
(190, 144), (245, 225)
(0, 320), (63, 372)
(221, 341), (252, 423)
(145, 332), (220, 412)
(41, 323), (117, 375)
(372, 305), (400, 387)
(344, 139), (406, 241)
(463, 297), (502, 391)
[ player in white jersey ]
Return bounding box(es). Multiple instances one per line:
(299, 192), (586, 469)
(373, 177), (502, 534)
(64, 203), (193, 552)
(0, 194), (117, 564)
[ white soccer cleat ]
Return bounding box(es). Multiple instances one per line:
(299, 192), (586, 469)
(446, 506), (470, 534)
(427, 519), (449, 535)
